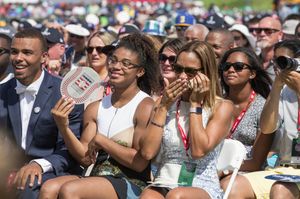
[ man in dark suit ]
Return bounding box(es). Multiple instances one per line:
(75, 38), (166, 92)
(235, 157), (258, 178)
(0, 28), (83, 198)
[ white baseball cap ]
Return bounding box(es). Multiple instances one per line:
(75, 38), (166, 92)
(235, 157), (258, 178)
(65, 24), (90, 37)
(229, 24), (256, 49)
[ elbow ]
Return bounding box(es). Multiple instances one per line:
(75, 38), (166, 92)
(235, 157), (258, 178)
(190, 148), (207, 159)
(140, 149), (155, 161)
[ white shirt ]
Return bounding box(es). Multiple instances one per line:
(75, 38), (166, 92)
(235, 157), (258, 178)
(0, 73), (14, 85)
(276, 86), (299, 162)
(15, 70), (53, 173)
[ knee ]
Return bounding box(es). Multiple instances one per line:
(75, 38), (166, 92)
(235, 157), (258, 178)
(58, 182), (78, 199)
(270, 182), (299, 199)
(39, 180), (61, 199)
(166, 189), (182, 199)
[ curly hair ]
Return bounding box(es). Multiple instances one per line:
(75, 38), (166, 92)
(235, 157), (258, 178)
(116, 33), (162, 95)
(177, 40), (221, 109)
(219, 47), (272, 99)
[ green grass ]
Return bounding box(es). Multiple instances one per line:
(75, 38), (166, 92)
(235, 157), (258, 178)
(201, 0), (273, 11)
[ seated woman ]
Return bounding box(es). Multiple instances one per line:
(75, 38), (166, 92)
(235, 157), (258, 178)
(38, 33), (162, 199)
(218, 47), (273, 195)
(140, 40), (234, 199)
(224, 39), (300, 199)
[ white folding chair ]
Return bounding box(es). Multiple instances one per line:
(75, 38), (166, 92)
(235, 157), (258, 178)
(217, 139), (247, 199)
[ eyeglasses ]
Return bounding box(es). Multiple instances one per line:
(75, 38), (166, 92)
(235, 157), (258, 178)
(0, 48), (10, 55)
(172, 63), (203, 77)
(254, 28), (280, 36)
(159, 54), (176, 64)
(86, 46), (104, 54)
(221, 62), (251, 72)
(108, 55), (140, 69)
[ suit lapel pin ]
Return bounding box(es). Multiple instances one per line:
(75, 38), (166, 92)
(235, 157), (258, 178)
(34, 107), (41, 114)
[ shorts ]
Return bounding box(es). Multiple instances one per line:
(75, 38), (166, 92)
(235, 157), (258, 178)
(243, 167), (300, 199)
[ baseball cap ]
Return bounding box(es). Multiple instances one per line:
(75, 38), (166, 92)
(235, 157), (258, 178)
(0, 26), (16, 38)
(282, 19), (300, 35)
(203, 14), (226, 30)
(41, 27), (64, 44)
(142, 20), (166, 37)
(229, 24), (256, 49)
(175, 13), (196, 27)
(65, 24), (90, 37)
(118, 23), (140, 36)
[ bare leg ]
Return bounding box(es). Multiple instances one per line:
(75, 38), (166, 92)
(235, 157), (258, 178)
(166, 187), (210, 199)
(140, 187), (166, 199)
(270, 182), (300, 199)
(59, 177), (118, 199)
(221, 174), (256, 199)
(39, 175), (79, 199)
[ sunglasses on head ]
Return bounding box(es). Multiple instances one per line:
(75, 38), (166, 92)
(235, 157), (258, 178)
(221, 62), (251, 72)
(159, 54), (176, 64)
(86, 46), (104, 54)
(254, 28), (280, 35)
(0, 48), (10, 55)
(172, 63), (203, 76)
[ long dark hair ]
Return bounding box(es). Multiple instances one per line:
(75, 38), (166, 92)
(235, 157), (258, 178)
(220, 47), (272, 99)
(116, 33), (162, 95)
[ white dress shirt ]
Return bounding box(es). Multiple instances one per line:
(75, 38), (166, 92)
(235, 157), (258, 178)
(15, 70), (53, 173)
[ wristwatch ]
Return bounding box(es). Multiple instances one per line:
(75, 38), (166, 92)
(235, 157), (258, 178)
(190, 107), (202, 114)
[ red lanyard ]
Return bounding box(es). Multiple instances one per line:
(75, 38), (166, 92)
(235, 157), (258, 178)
(227, 90), (256, 139)
(176, 100), (189, 155)
(297, 97), (300, 136)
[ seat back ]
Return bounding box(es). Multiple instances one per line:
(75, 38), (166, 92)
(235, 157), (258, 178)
(217, 139), (247, 199)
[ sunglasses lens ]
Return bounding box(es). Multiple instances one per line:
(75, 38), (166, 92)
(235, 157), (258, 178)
(87, 47), (103, 54)
(232, 62), (245, 71)
(95, 47), (103, 53)
(159, 54), (176, 64)
(172, 64), (182, 73)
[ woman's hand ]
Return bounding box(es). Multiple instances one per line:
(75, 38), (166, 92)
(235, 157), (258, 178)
(51, 96), (75, 129)
(189, 72), (210, 105)
(160, 78), (188, 109)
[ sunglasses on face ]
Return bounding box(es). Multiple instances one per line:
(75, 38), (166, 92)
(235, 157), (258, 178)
(86, 46), (104, 54)
(69, 34), (84, 39)
(175, 26), (188, 32)
(296, 32), (300, 38)
(0, 48), (10, 55)
(221, 62), (251, 72)
(108, 55), (140, 69)
(172, 63), (203, 76)
(159, 54), (176, 64)
(254, 28), (280, 36)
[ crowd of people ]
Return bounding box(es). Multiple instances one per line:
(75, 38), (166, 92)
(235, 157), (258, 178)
(1, 1), (300, 199)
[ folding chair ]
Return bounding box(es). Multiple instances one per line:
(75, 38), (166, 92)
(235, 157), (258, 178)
(217, 139), (247, 199)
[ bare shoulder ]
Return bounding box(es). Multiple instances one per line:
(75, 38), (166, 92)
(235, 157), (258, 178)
(214, 98), (234, 115)
(135, 97), (155, 119)
(84, 100), (100, 122)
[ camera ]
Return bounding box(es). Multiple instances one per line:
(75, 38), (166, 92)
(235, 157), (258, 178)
(275, 56), (300, 72)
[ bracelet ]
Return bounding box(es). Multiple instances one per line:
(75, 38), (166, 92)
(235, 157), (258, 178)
(151, 121), (164, 129)
(190, 107), (202, 114)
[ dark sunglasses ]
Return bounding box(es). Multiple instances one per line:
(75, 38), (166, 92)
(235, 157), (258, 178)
(221, 62), (251, 72)
(159, 54), (176, 64)
(296, 32), (300, 38)
(0, 48), (10, 55)
(254, 28), (280, 35)
(69, 33), (84, 39)
(175, 26), (188, 32)
(249, 28), (258, 33)
(172, 63), (203, 76)
(86, 46), (104, 54)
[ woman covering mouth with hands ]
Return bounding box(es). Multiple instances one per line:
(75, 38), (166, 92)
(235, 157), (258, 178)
(140, 40), (234, 199)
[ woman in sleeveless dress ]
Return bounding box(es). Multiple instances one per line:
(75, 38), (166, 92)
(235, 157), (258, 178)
(39, 33), (162, 199)
(140, 41), (234, 199)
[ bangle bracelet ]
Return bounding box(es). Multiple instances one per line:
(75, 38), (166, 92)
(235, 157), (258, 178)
(151, 121), (164, 129)
(190, 107), (202, 114)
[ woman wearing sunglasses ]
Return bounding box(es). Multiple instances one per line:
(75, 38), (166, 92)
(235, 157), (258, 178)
(219, 47), (273, 196)
(158, 38), (185, 84)
(39, 34), (162, 199)
(140, 41), (234, 199)
(85, 31), (116, 102)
